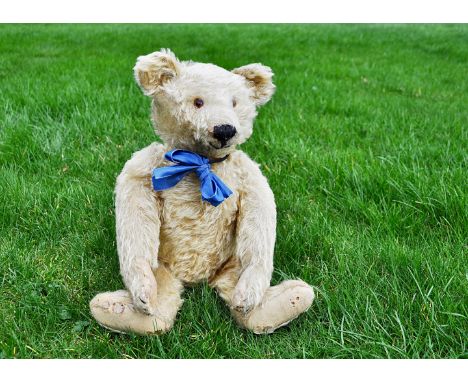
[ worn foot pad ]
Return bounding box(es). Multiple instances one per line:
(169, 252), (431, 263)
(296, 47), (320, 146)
(241, 280), (314, 334)
(90, 290), (170, 335)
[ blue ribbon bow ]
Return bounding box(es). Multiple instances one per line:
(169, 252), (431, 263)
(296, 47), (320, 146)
(151, 149), (233, 207)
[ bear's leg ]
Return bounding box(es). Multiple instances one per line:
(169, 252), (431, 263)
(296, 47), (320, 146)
(90, 265), (183, 335)
(209, 257), (314, 334)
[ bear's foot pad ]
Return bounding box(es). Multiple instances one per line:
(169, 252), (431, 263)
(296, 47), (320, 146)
(90, 290), (170, 335)
(241, 280), (315, 334)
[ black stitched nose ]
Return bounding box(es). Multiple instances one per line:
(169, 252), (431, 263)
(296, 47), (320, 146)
(213, 124), (237, 144)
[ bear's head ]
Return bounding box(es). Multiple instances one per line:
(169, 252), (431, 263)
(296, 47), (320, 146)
(134, 49), (275, 158)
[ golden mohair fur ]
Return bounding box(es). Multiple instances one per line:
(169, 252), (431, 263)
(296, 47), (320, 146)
(90, 49), (314, 335)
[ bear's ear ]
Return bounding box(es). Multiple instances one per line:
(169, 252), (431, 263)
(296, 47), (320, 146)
(232, 63), (276, 106)
(134, 49), (180, 96)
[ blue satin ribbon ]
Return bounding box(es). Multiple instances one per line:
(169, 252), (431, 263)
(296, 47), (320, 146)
(151, 149), (233, 207)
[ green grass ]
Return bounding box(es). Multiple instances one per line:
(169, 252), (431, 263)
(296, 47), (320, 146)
(0, 24), (467, 359)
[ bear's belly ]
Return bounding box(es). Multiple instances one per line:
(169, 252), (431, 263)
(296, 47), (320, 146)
(157, 173), (238, 283)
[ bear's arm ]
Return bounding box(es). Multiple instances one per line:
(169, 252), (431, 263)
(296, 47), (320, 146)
(231, 152), (276, 312)
(114, 142), (166, 314)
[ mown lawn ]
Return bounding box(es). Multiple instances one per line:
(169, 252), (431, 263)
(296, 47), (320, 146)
(0, 24), (466, 358)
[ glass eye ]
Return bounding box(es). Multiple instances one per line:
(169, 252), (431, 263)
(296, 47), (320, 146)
(232, 98), (237, 107)
(194, 98), (204, 108)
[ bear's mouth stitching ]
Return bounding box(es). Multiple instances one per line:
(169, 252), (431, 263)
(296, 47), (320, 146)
(209, 142), (230, 149)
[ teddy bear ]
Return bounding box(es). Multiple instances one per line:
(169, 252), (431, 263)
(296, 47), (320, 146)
(89, 49), (315, 335)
